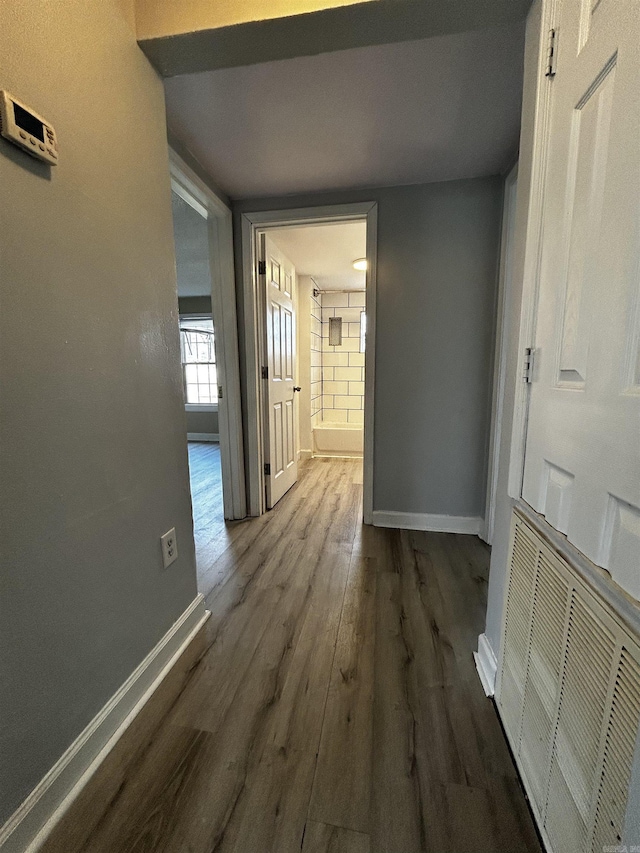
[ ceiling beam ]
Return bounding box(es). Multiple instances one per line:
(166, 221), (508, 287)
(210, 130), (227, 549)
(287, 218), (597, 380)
(137, 0), (532, 77)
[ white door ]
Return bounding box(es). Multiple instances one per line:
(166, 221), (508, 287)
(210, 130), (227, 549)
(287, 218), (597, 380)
(522, 0), (640, 598)
(261, 234), (298, 509)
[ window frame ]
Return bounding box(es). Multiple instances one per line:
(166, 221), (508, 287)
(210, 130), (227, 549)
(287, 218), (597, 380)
(179, 313), (218, 411)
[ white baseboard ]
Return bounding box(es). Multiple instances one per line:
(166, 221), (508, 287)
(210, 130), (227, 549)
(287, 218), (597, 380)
(0, 595), (209, 853)
(298, 449), (313, 460)
(473, 632), (498, 697)
(371, 510), (481, 535)
(187, 433), (219, 442)
(313, 451), (364, 459)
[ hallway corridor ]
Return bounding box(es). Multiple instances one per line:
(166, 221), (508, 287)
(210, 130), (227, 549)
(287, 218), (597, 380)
(42, 459), (541, 852)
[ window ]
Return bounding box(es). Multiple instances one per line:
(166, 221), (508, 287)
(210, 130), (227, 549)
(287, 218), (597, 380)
(360, 311), (367, 353)
(179, 317), (218, 405)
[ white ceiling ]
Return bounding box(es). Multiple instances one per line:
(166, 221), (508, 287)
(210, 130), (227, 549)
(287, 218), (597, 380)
(164, 21), (525, 200)
(171, 193), (211, 297)
(269, 221), (367, 291)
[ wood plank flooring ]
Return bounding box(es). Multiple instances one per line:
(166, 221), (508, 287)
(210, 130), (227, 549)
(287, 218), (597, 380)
(187, 441), (226, 594)
(44, 457), (541, 853)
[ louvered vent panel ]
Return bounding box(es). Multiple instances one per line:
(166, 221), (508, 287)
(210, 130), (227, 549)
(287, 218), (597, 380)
(544, 593), (616, 847)
(498, 510), (640, 853)
(591, 648), (640, 852)
(519, 551), (569, 811)
(500, 520), (538, 745)
(546, 756), (589, 853)
(520, 684), (554, 811)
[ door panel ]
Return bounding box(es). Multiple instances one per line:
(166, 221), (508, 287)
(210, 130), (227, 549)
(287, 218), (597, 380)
(522, 0), (640, 598)
(262, 234), (298, 508)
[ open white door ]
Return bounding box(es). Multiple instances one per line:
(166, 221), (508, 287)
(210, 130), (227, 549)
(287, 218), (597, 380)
(522, 0), (640, 598)
(261, 234), (298, 509)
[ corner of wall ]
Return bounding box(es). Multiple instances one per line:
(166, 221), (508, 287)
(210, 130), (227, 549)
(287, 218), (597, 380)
(482, 0), (545, 656)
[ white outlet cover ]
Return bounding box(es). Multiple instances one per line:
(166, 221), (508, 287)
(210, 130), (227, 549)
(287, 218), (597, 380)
(160, 527), (178, 569)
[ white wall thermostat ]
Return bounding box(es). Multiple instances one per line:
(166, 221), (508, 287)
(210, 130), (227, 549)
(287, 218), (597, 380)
(0, 91), (58, 165)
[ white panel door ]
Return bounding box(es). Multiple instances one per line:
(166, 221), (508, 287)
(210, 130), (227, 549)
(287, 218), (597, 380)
(522, 0), (640, 598)
(261, 234), (298, 509)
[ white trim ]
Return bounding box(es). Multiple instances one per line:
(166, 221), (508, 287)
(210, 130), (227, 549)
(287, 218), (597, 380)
(473, 633), (498, 697)
(298, 449), (313, 460)
(185, 404), (218, 413)
(0, 595), (209, 853)
(507, 0), (558, 501)
(494, 0), (559, 706)
(313, 452), (364, 459)
(372, 510), (481, 535)
(362, 204), (377, 525)
(171, 180), (208, 219)
(169, 149), (246, 520)
(241, 214), (263, 517)
(241, 203), (377, 519)
(482, 164), (519, 545)
(187, 432), (220, 442)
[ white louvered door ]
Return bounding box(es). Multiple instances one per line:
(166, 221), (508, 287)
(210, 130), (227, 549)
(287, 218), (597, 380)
(498, 512), (640, 853)
(592, 650), (640, 852)
(519, 549), (569, 815)
(261, 234), (298, 509)
(521, 0), (640, 599)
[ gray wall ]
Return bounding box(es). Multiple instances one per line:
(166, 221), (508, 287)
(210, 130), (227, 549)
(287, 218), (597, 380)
(172, 194), (212, 297)
(234, 176), (503, 518)
(178, 296), (212, 314)
(186, 410), (219, 436)
(0, 0), (197, 824)
(168, 130), (231, 208)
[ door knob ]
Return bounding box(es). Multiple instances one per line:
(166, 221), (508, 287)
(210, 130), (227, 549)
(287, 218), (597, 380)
(293, 386), (301, 392)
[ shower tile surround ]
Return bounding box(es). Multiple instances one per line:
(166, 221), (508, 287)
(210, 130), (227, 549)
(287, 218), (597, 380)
(310, 289), (323, 426)
(318, 290), (366, 424)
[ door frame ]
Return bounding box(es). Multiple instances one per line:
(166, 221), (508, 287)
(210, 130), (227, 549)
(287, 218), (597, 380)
(169, 147), (247, 520)
(483, 163), (519, 544)
(507, 0), (558, 504)
(240, 202), (378, 520)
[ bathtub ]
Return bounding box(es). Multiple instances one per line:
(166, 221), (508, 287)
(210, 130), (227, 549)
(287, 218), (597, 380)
(313, 421), (363, 457)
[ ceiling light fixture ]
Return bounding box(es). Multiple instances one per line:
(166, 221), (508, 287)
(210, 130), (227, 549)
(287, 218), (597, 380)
(352, 258), (367, 271)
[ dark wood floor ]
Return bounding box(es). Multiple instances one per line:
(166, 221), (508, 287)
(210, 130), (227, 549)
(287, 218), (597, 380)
(48, 457), (541, 852)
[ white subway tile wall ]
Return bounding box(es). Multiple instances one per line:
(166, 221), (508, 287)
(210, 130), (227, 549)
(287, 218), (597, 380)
(320, 290), (366, 423)
(310, 289), (323, 426)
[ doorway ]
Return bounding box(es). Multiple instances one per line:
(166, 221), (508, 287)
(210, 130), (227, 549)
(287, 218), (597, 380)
(240, 203), (377, 520)
(266, 222), (367, 504)
(170, 191), (225, 583)
(169, 148), (246, 590)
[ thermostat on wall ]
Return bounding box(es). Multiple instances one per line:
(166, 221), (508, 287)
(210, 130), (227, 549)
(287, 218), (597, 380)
(0, 91), (58, 165)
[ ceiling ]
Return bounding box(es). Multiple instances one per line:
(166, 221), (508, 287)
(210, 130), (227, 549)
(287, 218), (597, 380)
(269, 221), (367, 291)
(164, 21), (525, 200)
(171, 193), (211, 297)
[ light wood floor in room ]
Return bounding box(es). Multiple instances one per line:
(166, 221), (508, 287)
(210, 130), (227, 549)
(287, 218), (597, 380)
(187, 441), (225, 594)
(51, 457), (542, 853)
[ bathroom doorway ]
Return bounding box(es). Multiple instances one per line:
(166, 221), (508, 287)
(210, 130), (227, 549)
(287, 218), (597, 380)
(240, 203), (377, 520)
(268, 221), (367, 474)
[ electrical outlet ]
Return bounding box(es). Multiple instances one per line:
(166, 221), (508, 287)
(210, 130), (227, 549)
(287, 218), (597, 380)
(160, 528), (178, 569)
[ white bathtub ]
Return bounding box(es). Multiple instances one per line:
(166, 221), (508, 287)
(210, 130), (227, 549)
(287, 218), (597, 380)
(313, 421), (363, 457)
